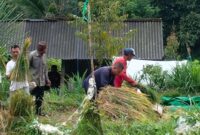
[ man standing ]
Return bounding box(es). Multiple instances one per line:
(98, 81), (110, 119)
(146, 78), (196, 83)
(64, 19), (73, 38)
(6, 45), (29, 95)
(29, 41), (51, 115)
(83, 62), (124, 94)
(113, 48), (138, 87)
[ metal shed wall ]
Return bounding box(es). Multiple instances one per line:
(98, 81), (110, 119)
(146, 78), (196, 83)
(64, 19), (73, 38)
(2, 19), (164, 60)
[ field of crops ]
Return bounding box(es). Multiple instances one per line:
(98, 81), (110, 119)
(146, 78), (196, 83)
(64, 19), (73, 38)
(0, 61), (200, 135)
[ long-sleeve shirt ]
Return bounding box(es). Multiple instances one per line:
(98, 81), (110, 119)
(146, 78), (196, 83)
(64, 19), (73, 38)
(29, 50), (49, 86)
(83, 66), (115, 91)
(113, 57), (137, 87)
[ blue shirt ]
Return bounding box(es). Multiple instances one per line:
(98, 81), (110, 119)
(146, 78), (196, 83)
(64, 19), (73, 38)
(83, 66), (115, 91)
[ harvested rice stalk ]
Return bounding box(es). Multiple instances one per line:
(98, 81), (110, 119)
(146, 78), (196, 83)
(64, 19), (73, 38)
(97, 86), (158, 121)
(10, 37), (31, 82)
(123, 82), (159, 103)
(9, 90), (34, 117)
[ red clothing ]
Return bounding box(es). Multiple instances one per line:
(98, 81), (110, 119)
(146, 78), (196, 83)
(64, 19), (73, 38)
(113, 57), (137, 87)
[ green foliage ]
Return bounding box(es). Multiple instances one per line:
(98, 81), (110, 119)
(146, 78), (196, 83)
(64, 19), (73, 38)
(10, 0), (79, 19)
(0, 0), (22, 69)
(44, 85), (85, 112)
(164, 30), (180, 60)
(9, 90), (34, 117)
(140, 61), (200, 95)
(0, 75), (10, 101)
(165, 61), (200, 94)
(44, 73), (85, 112)
(47, 58), (61, 71)
(102, 119), (176, 135)
(140, 65), (167, 90)
(77, 0), (135, 62)
(7, 117), (40, 135)
(72, 100), (103, 135)
(120, 0), (159, 18)
(67, 72), (86, 91)
(7, 90), (37, 135)
(180, 12), (200, 47)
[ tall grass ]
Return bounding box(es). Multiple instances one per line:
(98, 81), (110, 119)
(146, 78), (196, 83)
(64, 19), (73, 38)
(141, 60), (200, 95)
(5, 90), (38, 135)
(0, 76), (9, 101)
(43, 73), (85, 113)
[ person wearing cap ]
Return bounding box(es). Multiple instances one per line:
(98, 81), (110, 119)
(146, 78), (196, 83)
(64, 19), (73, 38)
(113, 48), (138, 87)
(29, 41), (51, 116)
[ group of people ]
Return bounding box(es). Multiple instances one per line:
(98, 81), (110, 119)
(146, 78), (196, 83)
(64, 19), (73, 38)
(6, 40), (137, 115)
(83, 48), (138, 98)
(6, 41), (50, 115)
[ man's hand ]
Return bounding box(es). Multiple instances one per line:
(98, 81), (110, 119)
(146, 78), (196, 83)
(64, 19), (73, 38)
(131, 81), (138, 87)
(46, 80), (51, 87)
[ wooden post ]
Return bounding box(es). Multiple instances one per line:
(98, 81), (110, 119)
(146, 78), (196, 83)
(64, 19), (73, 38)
(87, 2), (97, 98)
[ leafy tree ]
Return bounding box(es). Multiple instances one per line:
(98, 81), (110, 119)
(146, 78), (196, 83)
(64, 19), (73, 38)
(151, 0), (198, 39)
(9, 0), (81, 19)
(77, 0), (135, 62)
(180, 12), (200, 47)
(164, 30), (180, 60)
(120, 0), (159, 19)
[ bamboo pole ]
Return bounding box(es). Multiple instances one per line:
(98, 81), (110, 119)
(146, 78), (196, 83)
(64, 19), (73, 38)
(87, 2), (97, 99)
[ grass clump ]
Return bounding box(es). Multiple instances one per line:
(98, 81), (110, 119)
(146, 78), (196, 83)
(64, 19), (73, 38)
(102, 119), (176, 135)
(9, 90), (34, 117)
(97, 86), (158, 121)
(7, 90), (37, 135)
(72, 99), (103, 135)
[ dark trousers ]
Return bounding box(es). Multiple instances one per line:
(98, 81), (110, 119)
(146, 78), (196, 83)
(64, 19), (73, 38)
(30, 86), (45, 114)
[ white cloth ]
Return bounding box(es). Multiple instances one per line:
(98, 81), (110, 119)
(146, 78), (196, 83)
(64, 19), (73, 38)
(126, 59), (188, 85)
(6, 59), (29, 92)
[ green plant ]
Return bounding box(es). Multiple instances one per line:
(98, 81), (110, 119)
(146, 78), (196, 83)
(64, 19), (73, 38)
(164, 30), (180, 60)
(7, 90), (36, 134)
(72, 100), (103, 135)
(77, 0), (135, 63)
(47, 58), (61, 71)
(165, 62), (200, 95)
(140, 64), (167, 90)
(43, 73), (85, 113)
(0, 75), (10, 101)
(9, 90), (34, 117)
(67, 72), (86, 91)
(102, 118), (176, 135)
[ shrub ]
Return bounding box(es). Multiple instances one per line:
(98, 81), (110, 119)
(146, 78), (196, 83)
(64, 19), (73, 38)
(7, 90), (36, 134)
(9, 90), (34, 117)
(140, 65), (167, 90)
(164, 30), (180, 60)
(140, 60), (200, 95)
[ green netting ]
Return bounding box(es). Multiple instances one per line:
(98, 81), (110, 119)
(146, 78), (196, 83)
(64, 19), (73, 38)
(162, 96), (200, 111)
(162, 96), (200, 106)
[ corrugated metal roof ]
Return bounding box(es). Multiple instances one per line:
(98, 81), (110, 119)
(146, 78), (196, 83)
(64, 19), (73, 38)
(1, 19), (164, 60)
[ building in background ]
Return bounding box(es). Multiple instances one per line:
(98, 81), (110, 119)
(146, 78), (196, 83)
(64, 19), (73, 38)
(1, 19), (164, 78)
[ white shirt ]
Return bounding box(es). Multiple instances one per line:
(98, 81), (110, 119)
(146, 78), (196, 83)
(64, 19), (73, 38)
(6, 59), (29, 91)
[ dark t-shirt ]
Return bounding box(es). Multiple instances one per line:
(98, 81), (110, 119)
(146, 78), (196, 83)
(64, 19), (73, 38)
(48, 71), (61, 88)
(83, 66), (115, 91)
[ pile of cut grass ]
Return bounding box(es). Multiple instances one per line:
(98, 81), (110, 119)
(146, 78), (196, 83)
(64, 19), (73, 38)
(122, 82), (159, 103)
(97, 86), (158, 121)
